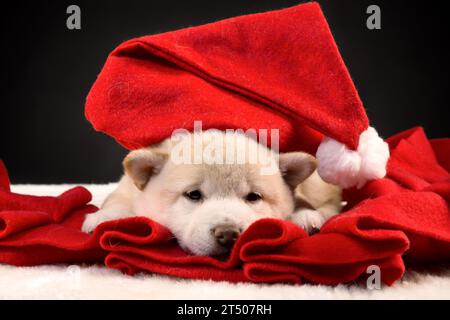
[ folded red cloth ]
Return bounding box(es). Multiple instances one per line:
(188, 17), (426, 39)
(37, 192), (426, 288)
(1, 128), (449, 285)
(0, 177), (104, 265)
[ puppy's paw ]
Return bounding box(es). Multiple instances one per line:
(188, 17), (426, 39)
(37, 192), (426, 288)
(288, 209), (326, 235)
(81, 209), (124, 233)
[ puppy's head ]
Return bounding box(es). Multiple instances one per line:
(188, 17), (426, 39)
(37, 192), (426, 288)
(124, 131), (316, 256)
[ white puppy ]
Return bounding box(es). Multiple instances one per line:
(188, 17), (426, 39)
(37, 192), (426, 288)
(82, 130), (341, 256)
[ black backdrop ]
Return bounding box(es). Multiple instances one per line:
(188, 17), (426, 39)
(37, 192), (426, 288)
(1, 0), (448, 184)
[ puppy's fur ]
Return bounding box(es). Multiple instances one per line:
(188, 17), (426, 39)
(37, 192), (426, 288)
(82, 130), (342, 256)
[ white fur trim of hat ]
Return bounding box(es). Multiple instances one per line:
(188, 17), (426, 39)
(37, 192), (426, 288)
(316, 127), (390, 189)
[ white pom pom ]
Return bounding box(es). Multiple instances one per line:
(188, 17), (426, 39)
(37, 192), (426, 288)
(316, 127), (389, 189)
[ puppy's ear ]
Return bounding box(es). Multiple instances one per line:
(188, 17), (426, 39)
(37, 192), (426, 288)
(279, 152), (317, 188)
(123, 148), (168, 190)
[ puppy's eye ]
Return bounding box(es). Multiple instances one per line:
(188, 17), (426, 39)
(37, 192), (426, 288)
(245, 192), (262, 202)
(184, 190), (203, 201)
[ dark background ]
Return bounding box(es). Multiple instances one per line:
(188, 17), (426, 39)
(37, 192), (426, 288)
(1, 0), (448, 184)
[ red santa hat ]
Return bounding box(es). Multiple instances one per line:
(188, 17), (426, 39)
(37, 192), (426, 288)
(85, 2), (389, 189)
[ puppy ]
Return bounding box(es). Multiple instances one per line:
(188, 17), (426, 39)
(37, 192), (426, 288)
(82, 130), (341, 256)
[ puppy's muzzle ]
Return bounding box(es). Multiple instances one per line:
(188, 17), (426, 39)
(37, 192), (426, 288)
(212, 225), (241, 249)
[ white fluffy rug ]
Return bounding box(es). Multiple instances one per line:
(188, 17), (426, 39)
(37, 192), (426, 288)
(1, 184), (449, 300)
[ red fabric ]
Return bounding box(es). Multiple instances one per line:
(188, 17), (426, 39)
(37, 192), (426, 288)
(0, 127), (449, 285)
(85, 2), (368, 153)
(0, 160), (9, 191)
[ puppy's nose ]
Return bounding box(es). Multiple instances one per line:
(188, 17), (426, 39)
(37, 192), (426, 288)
(213, 225), (241, 249)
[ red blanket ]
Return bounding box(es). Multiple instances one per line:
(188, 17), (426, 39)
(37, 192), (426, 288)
(1, 127), (449, 285)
